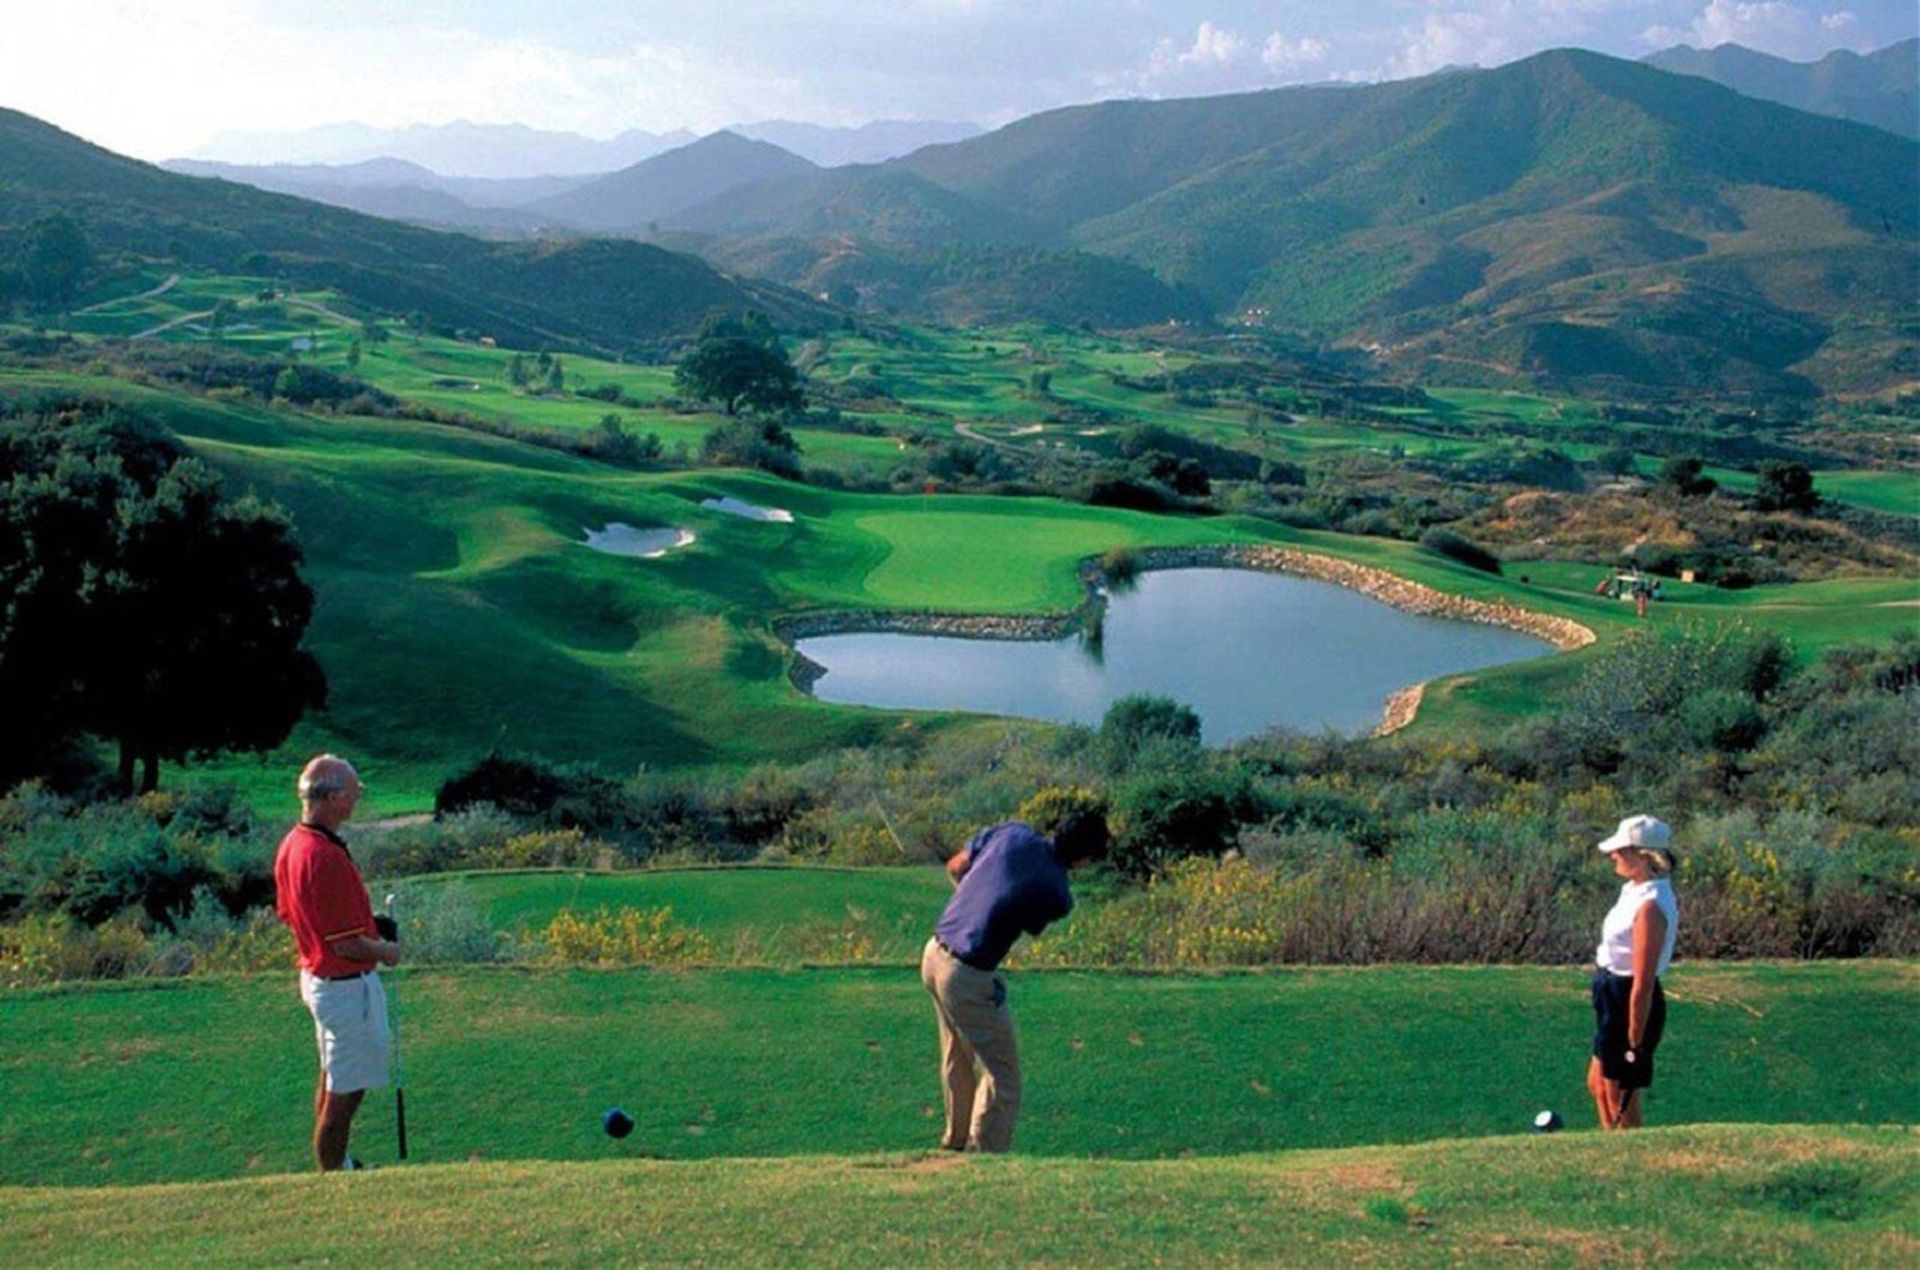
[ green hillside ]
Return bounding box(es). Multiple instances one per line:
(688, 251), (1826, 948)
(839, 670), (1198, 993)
(6, 1125), (1914, 1266)
(0, 110), (827, 354)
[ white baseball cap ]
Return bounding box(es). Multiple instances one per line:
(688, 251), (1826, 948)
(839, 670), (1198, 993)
(1598, 814), (1673, 853)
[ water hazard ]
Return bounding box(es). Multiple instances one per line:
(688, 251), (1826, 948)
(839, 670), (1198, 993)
(795, 568), (1552, 741)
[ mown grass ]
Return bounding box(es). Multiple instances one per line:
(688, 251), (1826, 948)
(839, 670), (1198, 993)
(5, 1124), (1915, 1266)
(414, 866), (950, 956)
(1, 962), (1912, 1187)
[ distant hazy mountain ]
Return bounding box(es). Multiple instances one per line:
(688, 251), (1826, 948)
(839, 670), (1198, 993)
(1643, 38), (1919, 139)
(160, 157), (589, 233)
(2, 109), (830, 351)
(528, 132), (818, 235)
(187, 120), (697, 178)
(728, 119), (983, 166)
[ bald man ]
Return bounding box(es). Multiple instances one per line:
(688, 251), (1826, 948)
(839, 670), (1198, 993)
(273, 754), (400, 1171)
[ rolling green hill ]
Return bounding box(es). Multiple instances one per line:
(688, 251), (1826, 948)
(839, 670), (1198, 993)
(0, 110), (828, 353)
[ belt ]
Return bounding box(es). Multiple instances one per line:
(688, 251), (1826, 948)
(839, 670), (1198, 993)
(317, 969), (372, 981)
(935, 938), (994, 973)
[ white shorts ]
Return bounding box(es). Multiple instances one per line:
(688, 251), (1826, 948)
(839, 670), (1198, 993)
(299, 970), (391, 1094)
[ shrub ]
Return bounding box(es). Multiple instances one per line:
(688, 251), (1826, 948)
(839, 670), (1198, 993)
(1110, 768), (1246, 878)
(435, 751), (629, 833)
(1100, 545), (1140, 583)
(1016, 786), (1108, 835)
(1417, 526), (1502, 574)
(384, 880), (513, 964)
(535, 906), (714, 966)
(1100, 694), (1202, 761)
(474, 828), (607, 870)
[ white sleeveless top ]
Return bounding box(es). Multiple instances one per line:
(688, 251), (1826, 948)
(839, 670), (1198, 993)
(1595, 877), (1678, 977)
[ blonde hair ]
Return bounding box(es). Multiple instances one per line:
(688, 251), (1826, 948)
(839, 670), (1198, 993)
(1631, 846), (1675, 877)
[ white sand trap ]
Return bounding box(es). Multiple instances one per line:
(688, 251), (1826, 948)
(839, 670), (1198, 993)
(701, 496), (794, 523)
(1078, 428), (1109, 437)
(1010, 424), (1045, 436)
(583, 523), (695, 558)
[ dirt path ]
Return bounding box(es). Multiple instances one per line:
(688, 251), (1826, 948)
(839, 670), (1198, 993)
(284, 296), (358, 326)
(954, 421), (1033, 452)
(75, 273), (180, 315)
(130, 308), (216, 340)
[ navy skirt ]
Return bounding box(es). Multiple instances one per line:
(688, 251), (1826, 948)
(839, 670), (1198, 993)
(1591, 969), (1666, 1090)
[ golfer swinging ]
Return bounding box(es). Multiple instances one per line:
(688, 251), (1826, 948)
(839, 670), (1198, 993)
(274, 755), (400, 1171)
(921, 810), (1108, 1152)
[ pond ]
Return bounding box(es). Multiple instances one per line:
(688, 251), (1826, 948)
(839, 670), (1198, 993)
(795, 568), (1552, 741)
(582, 523), (694, 557)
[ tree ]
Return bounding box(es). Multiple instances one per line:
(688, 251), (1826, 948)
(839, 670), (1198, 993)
(674, 316), (803, 417)
(19, 213), (91, 310)
(1753, 461), (1817, 514)
(700, 416), (802, 478)
(545, 357), (565, 394)
(506, 353), (530, 388)
(1657, 455), (1716, 498)
(0, 401), (326, 792)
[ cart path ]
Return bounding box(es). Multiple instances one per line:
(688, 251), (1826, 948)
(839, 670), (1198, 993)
(74, 273), (180, 315)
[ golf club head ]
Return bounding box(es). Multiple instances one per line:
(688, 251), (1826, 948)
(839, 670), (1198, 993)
(383, 892), (396, 914)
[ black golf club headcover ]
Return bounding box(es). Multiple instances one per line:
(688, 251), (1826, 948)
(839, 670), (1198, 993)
(375, 914), (399, 942)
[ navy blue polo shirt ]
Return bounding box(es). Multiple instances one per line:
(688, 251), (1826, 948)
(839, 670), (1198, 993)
(934, 821), (1073, 971)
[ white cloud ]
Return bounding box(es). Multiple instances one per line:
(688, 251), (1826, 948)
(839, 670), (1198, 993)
(1136, 19), (1330, 94)
(1639, 1), (1872, 57)
(1262, 32), (1331, 70)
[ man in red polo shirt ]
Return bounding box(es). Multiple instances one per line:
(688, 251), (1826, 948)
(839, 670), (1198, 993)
(274, 754), (400, 1171)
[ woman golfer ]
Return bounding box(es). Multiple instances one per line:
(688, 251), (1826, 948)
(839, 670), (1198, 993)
(1587, 814), (1679, 1130)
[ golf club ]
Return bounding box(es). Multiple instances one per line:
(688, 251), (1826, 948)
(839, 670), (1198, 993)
(383, 892), (408, 1162)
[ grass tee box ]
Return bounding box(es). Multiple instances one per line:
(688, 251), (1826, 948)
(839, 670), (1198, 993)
(4, 1125), (1914, 1266)
(1, 962), (1912, 1188)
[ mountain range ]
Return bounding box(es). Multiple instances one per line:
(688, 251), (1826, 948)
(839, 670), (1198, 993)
(10, 43), (1918, 394)
(0, 109), (828, 353)
(1643, 38), (1918, 139)
(185, 117), (981, 177)
(686, 47), (1916, 394)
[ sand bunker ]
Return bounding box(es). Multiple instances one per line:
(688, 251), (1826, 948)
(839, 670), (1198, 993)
(583, 523), (695, 558)
(701, 496), (795, 523)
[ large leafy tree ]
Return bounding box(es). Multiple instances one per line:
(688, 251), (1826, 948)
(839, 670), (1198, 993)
(673, 312), (804, 417)
(0, 400), (326, 792)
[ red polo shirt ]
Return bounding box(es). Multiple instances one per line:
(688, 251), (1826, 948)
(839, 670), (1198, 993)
(274, 823), (377, 977)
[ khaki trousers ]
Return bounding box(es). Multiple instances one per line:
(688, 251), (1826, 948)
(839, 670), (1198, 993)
(920, 937), (1021, 1152)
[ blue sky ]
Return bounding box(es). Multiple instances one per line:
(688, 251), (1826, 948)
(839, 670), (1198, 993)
(7, 1), (1915, 159)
